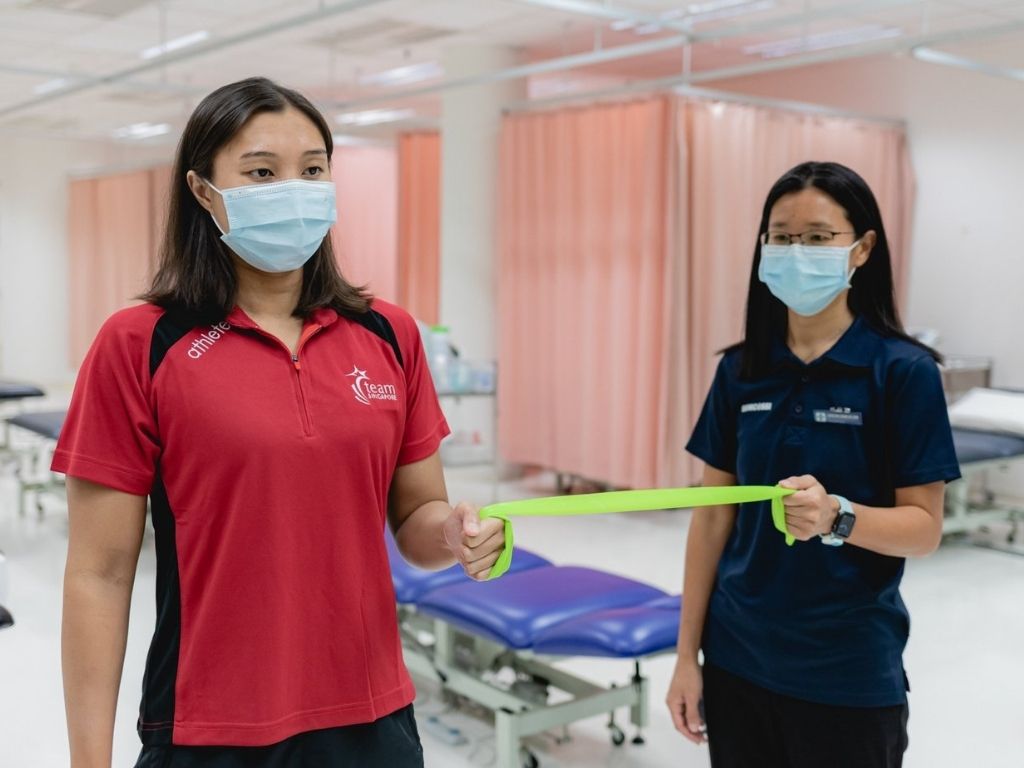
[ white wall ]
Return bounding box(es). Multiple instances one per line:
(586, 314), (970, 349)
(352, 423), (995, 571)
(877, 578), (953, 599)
(439, 45), (524, 361)
(0, 137), (167, 387)
(712, 52), (1024, 387)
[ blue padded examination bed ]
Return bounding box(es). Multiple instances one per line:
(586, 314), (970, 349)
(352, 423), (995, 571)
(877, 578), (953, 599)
(416, 565), (671, 653)
(946, 427), (1024, 537)
(952, 428), (1024, 465)
(4, 410), (67, 517)
(386, 532), (552, 603)
(6, 410), (65, 441)
(0, 380), (45, 401)
(387, 534), (681, 659)
(386, 534), (681, 767)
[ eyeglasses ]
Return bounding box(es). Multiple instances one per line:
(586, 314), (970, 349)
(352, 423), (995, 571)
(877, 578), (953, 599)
(762, 230), (855, 246)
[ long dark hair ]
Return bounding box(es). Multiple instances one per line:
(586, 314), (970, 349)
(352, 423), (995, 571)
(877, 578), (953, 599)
(143, 77), (370, 321)
(731, 161), (937, 378)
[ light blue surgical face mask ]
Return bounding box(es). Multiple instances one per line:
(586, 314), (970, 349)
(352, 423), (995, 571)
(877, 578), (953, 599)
(758, 241), (860, 317)
(205, 178), (337, 273)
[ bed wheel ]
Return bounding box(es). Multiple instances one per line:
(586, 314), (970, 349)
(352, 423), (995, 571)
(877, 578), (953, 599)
(521, 748), (540, 768)
(609, 724), (626, 746)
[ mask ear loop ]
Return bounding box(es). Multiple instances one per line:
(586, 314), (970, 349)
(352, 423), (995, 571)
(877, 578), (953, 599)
(846, 236), (866, 285)
(202, 178), (229, 236)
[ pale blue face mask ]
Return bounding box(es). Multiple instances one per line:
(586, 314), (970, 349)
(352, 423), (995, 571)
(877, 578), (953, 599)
(758, 241), (860, 317)
(205, 179), (337, 273)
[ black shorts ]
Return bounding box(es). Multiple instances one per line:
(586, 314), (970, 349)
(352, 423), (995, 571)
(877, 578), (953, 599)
(134, 705), (424, 768)
(702, 663), (909, 768)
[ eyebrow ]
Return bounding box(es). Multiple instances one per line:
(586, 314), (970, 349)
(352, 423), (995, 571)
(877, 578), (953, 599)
(768, 220), (840, 229)
(239, 149), (328, 160)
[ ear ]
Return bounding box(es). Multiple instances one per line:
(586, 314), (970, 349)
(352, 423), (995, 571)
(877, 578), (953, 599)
(186, 170), (215, 214)
(852, 229), (876, 269)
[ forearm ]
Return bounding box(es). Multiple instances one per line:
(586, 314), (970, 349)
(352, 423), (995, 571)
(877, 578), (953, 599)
(844, 501), (943, 557)
(63, 569), (134, 768)
(392, 500), (457, 570)
(678, 507), (735, 661)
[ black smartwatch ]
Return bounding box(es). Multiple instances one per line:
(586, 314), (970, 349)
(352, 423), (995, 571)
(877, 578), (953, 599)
(821, 494), (855, 546)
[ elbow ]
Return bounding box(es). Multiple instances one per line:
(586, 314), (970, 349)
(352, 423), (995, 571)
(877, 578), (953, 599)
(908, 520), (944, 558)
(64, 552), (138, 591)
(392, 526), (454, 572)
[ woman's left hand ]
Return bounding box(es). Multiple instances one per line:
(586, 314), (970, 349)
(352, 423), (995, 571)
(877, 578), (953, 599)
(778, 475), (838, 541)
(442, 502), (507, 581)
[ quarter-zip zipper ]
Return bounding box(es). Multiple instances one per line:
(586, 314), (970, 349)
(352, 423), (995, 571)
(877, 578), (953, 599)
(243, 322), (324, 437)
(289, 324), (323, 437)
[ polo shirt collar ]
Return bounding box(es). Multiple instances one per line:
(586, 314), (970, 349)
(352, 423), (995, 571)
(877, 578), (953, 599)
(226, 306), (339, 330)
(770, 315), (879, 371)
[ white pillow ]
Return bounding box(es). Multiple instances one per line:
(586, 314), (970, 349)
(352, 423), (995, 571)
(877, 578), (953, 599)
(948, 388), (1024, 437)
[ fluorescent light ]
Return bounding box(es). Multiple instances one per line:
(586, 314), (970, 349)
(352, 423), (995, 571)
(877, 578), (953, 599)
(336, 108), (416, 126)
(332, 134), (391, 147)
(685, 0), (774, 24)
(913, 46), (1024, 82)
(359, 61), (442, 87)
(613, 0), (774, 35)
(744, 25), (902, 59)
(685, 0), (756, 16)
(33, 77), (70, 95)
(140, 30), (209, 60)
(112, 122), (171, 140)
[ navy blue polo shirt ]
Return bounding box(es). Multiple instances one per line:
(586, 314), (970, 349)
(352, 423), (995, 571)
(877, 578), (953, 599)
(686, 316), (961, 707)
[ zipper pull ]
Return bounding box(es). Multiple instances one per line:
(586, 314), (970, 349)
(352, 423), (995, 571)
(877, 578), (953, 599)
(292, 353), (301, 372)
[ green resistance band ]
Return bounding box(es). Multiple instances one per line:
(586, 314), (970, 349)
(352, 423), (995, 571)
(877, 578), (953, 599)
(478, 485), (796, 580)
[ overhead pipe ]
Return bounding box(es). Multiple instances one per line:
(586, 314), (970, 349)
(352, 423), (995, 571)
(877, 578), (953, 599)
(329, 0), (924, 110)
(499, 19), (1024, 114)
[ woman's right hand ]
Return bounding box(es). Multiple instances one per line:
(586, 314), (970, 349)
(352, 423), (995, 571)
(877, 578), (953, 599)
(666, 657), (707, 745)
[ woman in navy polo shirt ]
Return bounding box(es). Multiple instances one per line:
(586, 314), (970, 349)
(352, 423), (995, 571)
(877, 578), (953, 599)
(666, 162), (960, 767)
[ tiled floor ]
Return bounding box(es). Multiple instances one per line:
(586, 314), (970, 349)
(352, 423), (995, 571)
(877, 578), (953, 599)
(2, 461), (1023, 767)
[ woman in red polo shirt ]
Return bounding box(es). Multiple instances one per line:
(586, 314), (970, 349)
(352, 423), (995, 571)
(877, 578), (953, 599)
(56, 77), (505, 768)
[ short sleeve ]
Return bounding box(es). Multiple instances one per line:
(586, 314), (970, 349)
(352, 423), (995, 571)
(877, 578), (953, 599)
(686, 355), (738, 474)
(51, 309), (161, 495)
(887, 356), (961, 487)
(381, 306), (450, 466)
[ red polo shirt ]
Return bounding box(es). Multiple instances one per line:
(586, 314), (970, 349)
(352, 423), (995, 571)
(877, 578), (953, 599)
(53, 299), (449, 746)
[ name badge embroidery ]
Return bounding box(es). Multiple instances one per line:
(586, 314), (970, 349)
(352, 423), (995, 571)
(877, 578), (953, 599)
(741, 402), (773, 414)
(813, 407), (863, 426)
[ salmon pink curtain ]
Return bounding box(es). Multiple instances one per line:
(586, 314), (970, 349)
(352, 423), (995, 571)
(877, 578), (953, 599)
(498, 95), (914, 488)
(397, 133), (441, 325)
(331, 145), (398, 302)
(498, 97), (677, 489)
(68, 168), (166, 366)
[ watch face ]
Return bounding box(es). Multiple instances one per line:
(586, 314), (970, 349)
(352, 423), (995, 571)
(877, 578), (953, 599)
(835, 512), (856, 538)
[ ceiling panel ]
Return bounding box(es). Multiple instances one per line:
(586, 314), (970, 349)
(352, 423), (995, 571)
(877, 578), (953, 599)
(0, 0), (1022, 143)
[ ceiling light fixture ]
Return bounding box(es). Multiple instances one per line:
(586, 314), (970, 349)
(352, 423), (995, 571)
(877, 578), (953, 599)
(743, 25), (902, 59)
(140, 30), (210, 60)
(681, 0), (775, 24)
(112, 121), (171, 140)
(613, 0), (775, 35)
(912, 46), (1024, 82)
(33, 78), (71, 95)
(335, 108), (416, 126)
(359, 61), (443, 87)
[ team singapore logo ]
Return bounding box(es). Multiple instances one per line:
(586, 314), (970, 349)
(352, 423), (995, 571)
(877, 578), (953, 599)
(187, 322), (231, 360)
(347, 366), (398, 406)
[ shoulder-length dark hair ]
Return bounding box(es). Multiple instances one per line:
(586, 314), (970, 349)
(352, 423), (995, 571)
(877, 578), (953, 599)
(730, 161), (938, 378)
(143, 76), (370, 321)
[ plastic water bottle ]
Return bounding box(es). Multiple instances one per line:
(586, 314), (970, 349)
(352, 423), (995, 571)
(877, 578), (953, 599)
(429, 325), (453, 392)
